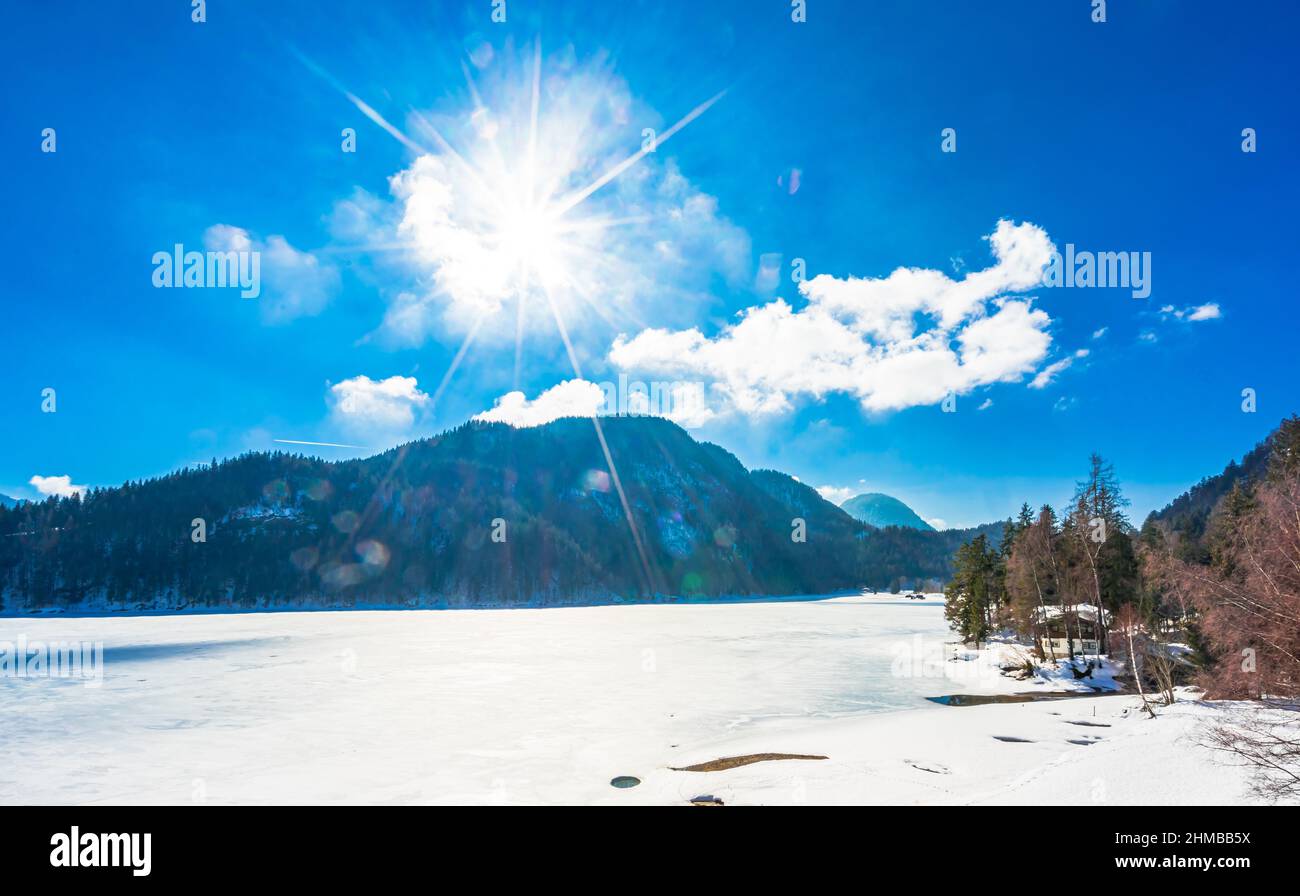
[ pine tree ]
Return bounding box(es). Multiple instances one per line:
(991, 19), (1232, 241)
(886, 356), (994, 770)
(944, 534), (998, 647)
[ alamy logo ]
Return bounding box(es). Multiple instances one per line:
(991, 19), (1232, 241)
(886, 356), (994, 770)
(0, 636), (103, 687)
(152, 243), (261, 298)
(50, 827), (151, 877)
(1042, 243), (1151, 299)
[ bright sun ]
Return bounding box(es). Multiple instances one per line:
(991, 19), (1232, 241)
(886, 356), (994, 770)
(494, 202), (563, 280)
(339, 39), (724, 348)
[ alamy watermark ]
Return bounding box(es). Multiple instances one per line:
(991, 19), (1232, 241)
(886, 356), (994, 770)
(1, 636), (104, 688)
(152, 243), (260, 298)
(1042, 244), (1151, 299)
(597, 374), (708, 420)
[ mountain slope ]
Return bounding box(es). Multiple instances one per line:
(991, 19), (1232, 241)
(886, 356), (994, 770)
(1147, 434), (1272, 542)
(840, 493), (935, 531)
(1146, 417), (1294, 561)
(0, 494), (17, 509)
(0, 417), (884, 612)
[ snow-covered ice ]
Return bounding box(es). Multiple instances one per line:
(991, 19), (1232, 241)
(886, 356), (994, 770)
(0, 594), (1270, 804)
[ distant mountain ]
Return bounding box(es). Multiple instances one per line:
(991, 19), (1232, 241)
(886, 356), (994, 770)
(840, 493), (935, 531)
(0, 494), (17, 509)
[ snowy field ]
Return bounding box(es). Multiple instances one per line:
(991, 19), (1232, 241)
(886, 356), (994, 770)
(0, 594), (1269, 805)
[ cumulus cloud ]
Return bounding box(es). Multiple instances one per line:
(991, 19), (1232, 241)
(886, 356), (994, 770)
(815, 485), (857, 505)
(29, 474), (87, 498)
(474, 379), (606, 428)
(609, 220), (1059, 417)
(204, 225), (340, 324)
(474, 377), (716, 429)
(327, 375), (429, 438)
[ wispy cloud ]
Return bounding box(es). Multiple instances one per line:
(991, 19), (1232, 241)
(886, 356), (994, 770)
(1029, 348), (1089, 390)
(1158, 302), (1222, 322)
(204, 225), (340, 324)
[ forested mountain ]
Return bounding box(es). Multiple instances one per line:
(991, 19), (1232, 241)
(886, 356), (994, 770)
(840, 493), (935, 531)
(1146, 428), (1276, 561)
(0, 417), (994, 613)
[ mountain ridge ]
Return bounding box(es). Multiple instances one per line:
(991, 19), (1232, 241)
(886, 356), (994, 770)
(0, 417), (1017, 613)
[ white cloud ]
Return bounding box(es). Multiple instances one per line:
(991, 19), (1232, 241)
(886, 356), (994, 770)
(1092, 326), (1108, 339)
(610, 220), (1059, 417)
(815, 485), (857, 505)
(204, 225), (340, 324)
(927, 518), (948, 530)
(1029, 348), (1089, 390)
(29, 474), (87, 498)
(474, 379), (605, 428)
(977, 398), (993, 411)
(474, 377), (717, 429)
(1159, 302), (1222, 323)
(327, 375), (430, 437)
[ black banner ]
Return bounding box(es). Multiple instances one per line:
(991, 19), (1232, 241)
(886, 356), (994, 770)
(0, 805), (1286, 883)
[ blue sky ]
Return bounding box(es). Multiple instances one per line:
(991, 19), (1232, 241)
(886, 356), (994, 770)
(4, 0), (1297, 528)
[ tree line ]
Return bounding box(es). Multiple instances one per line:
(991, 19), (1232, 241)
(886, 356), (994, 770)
(942, 416), (1300, 798)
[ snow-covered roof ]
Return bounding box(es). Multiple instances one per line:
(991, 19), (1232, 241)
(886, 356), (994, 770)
(1031, 603), (1110, 624)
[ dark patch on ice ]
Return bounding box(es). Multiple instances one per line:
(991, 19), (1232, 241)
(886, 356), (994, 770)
(909, 761), (950, 774)
(671, 753), (827, 772)
(610, 776), (641, 789)
(1066, 738), (1099, 746)
(992, 736), (1035, 743)
(690, 794), (725, 806)
(1063, 720), (1112, 727)
(929, 690), (1119, 707)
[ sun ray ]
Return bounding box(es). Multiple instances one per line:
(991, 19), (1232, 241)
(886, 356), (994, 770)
(429, 314), (486, 411)
(551, 88), (727, 218)
(535, 278), (658, 594)
(526, 38), (542, 207)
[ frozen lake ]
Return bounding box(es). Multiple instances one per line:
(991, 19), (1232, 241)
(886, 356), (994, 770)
(0, 594), (957, 804)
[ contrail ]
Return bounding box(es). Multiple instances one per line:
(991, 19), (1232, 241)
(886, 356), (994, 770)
(273, 439), (370, 450)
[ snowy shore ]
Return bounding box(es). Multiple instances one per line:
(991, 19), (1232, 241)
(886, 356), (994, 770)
(0, 594), (1273, 805)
